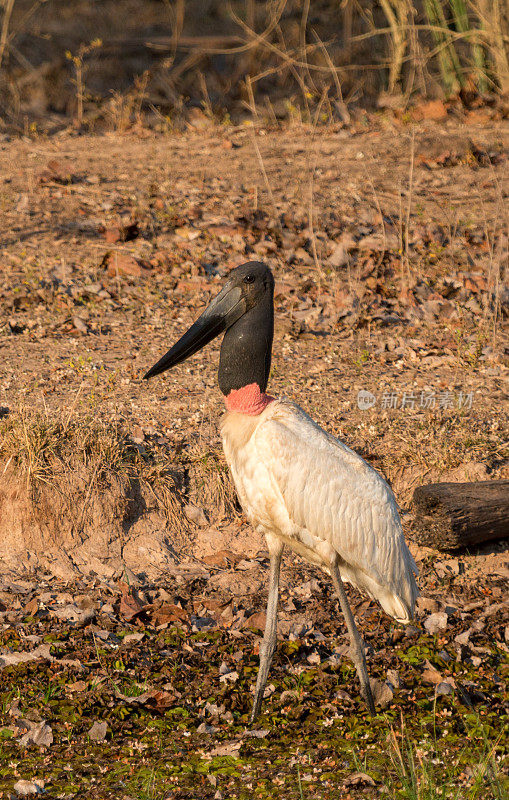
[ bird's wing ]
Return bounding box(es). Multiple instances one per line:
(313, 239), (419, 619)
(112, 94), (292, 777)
(254, 402), (418, 621)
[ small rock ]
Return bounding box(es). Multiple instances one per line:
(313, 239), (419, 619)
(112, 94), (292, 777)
(424, 612), (448, 634)
(243, 728), (269, 738)
(184, 504), (208, 527)
(197, 722), (218, 734)
(416, 596), (440, 614)
(49, 604), (95, 626)
(386, 669), (404, 689)
(344, 772), (376, 787)
(102, 252), (145, 278)
(435, 681), (453, 697)
(454, 629), (471, 646)
(72, 316), (88, 334)
(13, 780), (44, 797)
(88, 721), (108, 742)
(18, 720), (53, 748)
(369, 678), (393, 707)
(219, 670), (239, 684)
(123, 633), (145, 645)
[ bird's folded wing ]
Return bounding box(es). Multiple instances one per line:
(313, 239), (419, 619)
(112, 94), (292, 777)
(254, 406), (416, 595)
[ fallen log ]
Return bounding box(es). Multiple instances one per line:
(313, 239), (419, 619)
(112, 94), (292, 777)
(410, 480), (509, 551)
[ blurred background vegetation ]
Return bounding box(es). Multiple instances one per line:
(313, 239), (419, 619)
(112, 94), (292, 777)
(0, 0), (508, 132)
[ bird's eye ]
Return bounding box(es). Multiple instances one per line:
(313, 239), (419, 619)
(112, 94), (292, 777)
(244, 275), (255, 284)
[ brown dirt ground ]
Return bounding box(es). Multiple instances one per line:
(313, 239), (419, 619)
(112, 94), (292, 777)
(0, 116), (507, 577)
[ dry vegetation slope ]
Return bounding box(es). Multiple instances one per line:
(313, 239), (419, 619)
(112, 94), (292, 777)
(0, 117), (507, 583)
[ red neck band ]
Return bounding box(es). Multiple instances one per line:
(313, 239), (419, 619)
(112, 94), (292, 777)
(225, 383), (275, 416)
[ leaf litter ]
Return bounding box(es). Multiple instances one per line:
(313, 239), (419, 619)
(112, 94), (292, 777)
(0, 557), (506, 798)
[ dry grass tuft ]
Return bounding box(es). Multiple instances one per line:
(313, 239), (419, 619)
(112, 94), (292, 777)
(0, 409), (240, 563)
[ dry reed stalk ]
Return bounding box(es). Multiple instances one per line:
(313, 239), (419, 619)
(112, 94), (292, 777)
(404, 129), (415, 283)
(307, 89), (330, 290)
(311, 30), (350, 123)
(0, 0), (14, 69)
(379, 0), (411, 93)
(475, 0), (509, 92)
(424, 0), (464, 93)
(362, 160), (388, 280)
(449, 0), (488, 91)
(249, 125), (282, 235)
(162, 0), (185, 72)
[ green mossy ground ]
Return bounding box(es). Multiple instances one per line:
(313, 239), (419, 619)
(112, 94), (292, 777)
(0, 564), (507, 799)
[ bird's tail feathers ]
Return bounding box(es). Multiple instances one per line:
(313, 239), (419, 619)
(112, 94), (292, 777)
(378, 586), (417, 624)
(338, 546), (419, 624)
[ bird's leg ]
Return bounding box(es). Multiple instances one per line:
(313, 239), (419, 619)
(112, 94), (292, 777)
(329, 557), (376, 715)
(250, 538), (283, 723)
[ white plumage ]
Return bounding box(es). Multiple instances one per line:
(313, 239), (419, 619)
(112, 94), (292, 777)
(221, 398), (418, 623)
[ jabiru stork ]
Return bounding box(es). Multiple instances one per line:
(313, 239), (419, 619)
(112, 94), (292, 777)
(144, 261), (419, 720)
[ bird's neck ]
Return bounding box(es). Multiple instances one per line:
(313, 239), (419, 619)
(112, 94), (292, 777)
(225, 383), (275, 416)
(218, 290), (274, 397)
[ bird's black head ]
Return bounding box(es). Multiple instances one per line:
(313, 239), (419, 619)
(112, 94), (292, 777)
(144, 261), (274, 396)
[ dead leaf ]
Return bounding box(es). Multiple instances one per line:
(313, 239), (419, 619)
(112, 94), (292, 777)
(23, 598), (39, 616)
(39, 159), (75, 184)
(123, 632), (145, 645)
(328, 243), (349, 267)
(455, 629), (471, 646)
(102, 252), (148, 278)
(201, 550), (241, 568)
(207, 740), (242, 758)
(49, 603), (95, 626)
(411, 100), (447, 121)
(118, 582), (145, 622)
(150, 602), (190, 628)
(422, 659), (443, 685)
(0, 643), (51, 669)
(102, 222), (139, 244)
(243, 611), (266, 631)
(243, 728), (269, 738)
(175, 225), (201, 241)
(117, 688), (175, 713)
(66, 680), (88, 693)
(72, 316), (89, 335)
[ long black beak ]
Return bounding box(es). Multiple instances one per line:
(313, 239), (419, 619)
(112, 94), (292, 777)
(143, 282), (246, 380)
